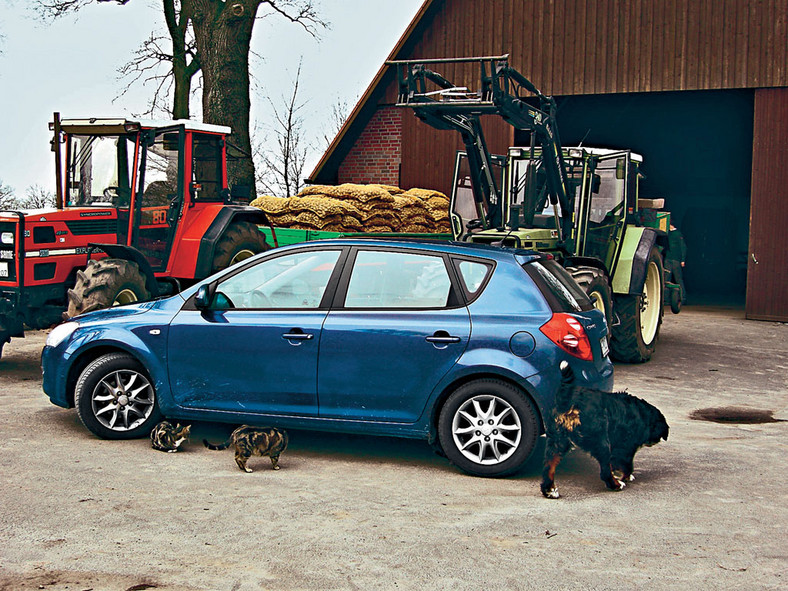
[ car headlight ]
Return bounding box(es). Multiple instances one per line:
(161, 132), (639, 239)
(46, 322), (79, 348)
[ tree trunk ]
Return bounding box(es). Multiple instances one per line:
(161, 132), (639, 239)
(190, 0), (258, 197)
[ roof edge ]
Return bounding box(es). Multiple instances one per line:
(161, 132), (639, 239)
(306, 0), (437, 184)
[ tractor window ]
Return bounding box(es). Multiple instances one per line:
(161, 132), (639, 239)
(67, 134), (134, 207)
(588, 159), (625, 223)
(450, 152), (505, 234)
(191, 134), (224, 202)
(141, 133), (179, 207)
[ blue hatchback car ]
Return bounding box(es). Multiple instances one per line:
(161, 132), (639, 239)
(42, 239), (613, 477)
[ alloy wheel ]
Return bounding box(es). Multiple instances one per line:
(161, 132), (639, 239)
(451, 394), (522, 465)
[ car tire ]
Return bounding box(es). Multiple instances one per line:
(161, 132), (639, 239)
(211, 221), (270, 273)
(74, 352), (162, 440)
(65, 258), (150, 319)
(438, 379), (539, 477)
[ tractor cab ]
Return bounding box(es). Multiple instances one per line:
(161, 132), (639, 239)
(54, 117), (233, 274)
(452, 147), (642, 274)
(0, 115), (269, 359)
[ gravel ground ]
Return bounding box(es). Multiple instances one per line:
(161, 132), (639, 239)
(0, 306), (786, 591)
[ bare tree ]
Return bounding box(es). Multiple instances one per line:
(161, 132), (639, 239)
(256, 61), (310, 198)
(0, 180), (19, 210)
(22, 185), (56, 209)
(189, 1), (325, 194)
(33, 0), (327, 196)
(322, 96), (352, 150)
(116, 4), (200, 119)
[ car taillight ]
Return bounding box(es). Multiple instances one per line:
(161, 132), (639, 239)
(540, 313), (593, 360)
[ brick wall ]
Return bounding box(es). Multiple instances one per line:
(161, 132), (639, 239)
(338, 107), (402, 186)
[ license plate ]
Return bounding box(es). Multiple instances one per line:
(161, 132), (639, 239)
(600, 336), (609, 358)
(0, 262), (7, 278)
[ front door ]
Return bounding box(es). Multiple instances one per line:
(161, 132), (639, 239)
(167, 248), (344, 416)
(133, 129), (183, 271)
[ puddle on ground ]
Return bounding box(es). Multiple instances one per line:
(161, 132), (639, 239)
(689, 406), (784, 424)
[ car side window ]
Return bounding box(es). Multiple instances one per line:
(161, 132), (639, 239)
(214, 249), (341, 309)
(456, 260), (491, 295)
(345, 250), (452, 309)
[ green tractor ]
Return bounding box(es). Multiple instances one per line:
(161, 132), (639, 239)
(391, 55), (681, 362)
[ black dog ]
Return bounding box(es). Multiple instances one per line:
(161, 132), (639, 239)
(541, 362), (669, 498)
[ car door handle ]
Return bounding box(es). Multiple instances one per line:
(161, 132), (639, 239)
(425, 334), (461, 344)
(282, 331), (314, 341)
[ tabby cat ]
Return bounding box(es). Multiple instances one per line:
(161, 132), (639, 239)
(150, 421), (191, 453)
(203, 425), (288, 473)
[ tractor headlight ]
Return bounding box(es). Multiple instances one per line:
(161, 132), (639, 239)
(1, 232), (13, 245)
(46, 322), (79, 348)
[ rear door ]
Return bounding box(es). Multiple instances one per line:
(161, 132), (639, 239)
(167, 247), (345, 416)
(317, 247), (471, 423)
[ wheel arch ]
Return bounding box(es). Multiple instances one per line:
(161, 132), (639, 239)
(428, 371), (546, 443)
(193, 207), (270, 280)
(87, 243), (159, 297)
(611, 227), (659, 296)
(64, 343), (161, 409)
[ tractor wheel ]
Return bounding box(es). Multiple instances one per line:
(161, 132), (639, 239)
(211, 221), (270, 273)
(567, 266), (613, 333)
(610, 247), (664, 363)
(669, 286), (683, 314)
(65, 259), (150, 319)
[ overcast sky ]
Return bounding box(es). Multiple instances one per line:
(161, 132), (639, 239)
(0, 0), (424, 195)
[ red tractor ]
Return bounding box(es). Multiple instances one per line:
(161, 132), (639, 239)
(0, 114), (270, 359)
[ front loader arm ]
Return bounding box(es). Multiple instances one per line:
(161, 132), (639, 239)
(389, 55), (575, 243)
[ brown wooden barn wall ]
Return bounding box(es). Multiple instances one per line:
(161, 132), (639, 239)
(384, 0), (788, 101)
(386, 0), (788, 195)
(747, 88), (788, 321)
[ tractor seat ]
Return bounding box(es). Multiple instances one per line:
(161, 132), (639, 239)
(530, 214), (557, 229)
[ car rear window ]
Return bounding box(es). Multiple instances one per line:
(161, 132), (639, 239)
(523, 259), (594, 313)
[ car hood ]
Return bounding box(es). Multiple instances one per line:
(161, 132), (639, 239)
(71, 294), (185, 325)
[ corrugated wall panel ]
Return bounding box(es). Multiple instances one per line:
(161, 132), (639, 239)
(747, 88), (788, 321)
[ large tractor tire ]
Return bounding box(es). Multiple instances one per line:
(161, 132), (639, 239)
(567, 266), (613, 333)
(211, 221), (270, 273)
(65, 259), (150, 319)
(610, 247), (664, 363)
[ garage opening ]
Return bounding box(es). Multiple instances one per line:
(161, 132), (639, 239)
(515, 90), (754, 305)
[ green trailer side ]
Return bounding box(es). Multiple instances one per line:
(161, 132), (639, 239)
(258, 226), (452, 248)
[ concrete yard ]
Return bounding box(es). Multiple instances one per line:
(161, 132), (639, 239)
(0, 307), (786, 590)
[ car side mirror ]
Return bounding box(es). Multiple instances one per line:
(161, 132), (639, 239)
(194, 284), (214, 310)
